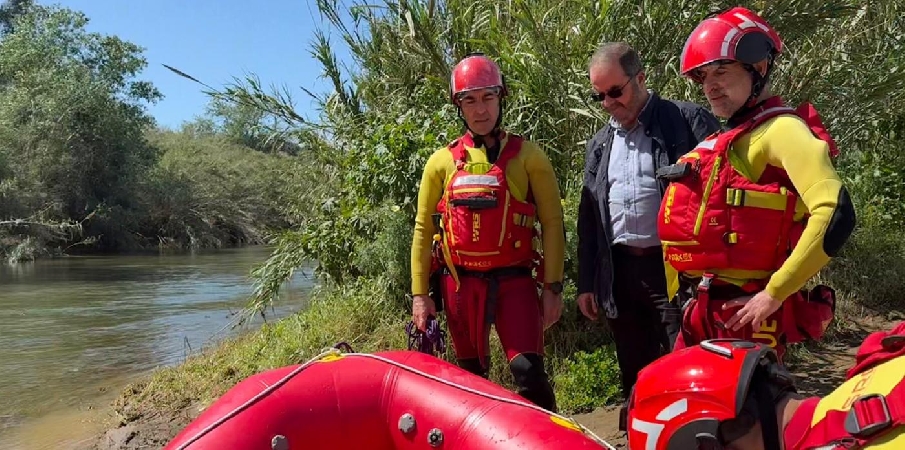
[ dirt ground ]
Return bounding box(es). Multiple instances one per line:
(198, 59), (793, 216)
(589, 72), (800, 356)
(91, 315), (899, 450)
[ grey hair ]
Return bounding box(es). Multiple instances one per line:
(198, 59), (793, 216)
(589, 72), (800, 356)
(589, 42), (644, 76)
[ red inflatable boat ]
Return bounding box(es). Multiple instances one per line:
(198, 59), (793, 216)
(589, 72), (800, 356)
(164, 349), (613, 449)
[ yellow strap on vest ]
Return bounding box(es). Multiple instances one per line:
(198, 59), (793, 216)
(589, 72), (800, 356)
(439, 234), (460, 291)
(725, 188), (808, 220)
(665, 259), (680, 302)
(437, 176), (461, 291)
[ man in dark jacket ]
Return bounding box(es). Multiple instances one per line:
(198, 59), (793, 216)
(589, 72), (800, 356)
(576, 42), (721, 396)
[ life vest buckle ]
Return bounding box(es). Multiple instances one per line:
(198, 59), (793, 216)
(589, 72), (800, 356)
(697, 273), (714, 292)
(655, 161), (692, 180)
(686, 274), (714, 318)
(845, 393), (892, 438)
(726, 187), (745, 206)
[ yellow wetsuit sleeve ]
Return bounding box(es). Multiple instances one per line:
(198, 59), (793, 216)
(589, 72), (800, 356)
(748, 115), (845, 301)
(410, 149), (449, 295)
(521, 142), (565, 283)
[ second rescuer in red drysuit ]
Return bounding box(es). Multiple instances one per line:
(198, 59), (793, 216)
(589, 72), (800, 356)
(656, 7), (857, 360)
(409, 53), (566, 412)
(624, 321), (905, 450)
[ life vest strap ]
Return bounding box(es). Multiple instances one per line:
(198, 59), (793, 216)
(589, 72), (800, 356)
(440, 265), (533, 279)
(680, 273), (765, 296)
(790, 324), (905, 450)
(844, 393), (904, 438)
(725, 188), (808, 219)
(790, 388), (905, 449)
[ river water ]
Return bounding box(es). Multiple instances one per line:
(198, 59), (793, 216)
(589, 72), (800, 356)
(0, 246), (313, 449)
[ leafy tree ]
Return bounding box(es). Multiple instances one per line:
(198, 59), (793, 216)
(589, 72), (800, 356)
(0, 4), (160, 249)
(0, 0), (32, 35)
(0, 4), (319, 259)
(138, 128), (299, 248)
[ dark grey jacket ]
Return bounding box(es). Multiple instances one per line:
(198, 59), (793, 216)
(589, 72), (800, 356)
(576, 91), (721, 319)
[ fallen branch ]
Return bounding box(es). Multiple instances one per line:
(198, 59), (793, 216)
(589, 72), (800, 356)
(0, 218), (80, 228)
(0, 208), (98, 243)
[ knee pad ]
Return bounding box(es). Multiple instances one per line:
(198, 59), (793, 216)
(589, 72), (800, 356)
(509, 353), (557, 412)
(509, 353), (548, 385)
(457, 357), (489, 379)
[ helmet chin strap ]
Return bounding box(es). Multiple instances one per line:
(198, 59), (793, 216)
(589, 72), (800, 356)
(752, 378), (784, 450)
(745, 361), (795, 450)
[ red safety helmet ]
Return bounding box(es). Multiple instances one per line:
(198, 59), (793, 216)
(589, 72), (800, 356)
(625, 340), (796, 450)
(680, 7), (783, 82)
(449, 53), (507, 104)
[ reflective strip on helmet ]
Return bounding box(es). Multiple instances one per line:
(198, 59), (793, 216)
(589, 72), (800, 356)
(630, 398), (690, 450)
(721, 27), (739, 58)
(733, 11), (772, 33)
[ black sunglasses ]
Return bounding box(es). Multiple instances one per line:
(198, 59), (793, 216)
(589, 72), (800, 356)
(589, 73), (637, 102)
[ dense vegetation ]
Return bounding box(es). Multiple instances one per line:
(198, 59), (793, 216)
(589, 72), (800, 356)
(4, 0), (905, 423)
(0, 0), (302, 262)
(184, 0), (905, 316)
(209, 0), (905, 412)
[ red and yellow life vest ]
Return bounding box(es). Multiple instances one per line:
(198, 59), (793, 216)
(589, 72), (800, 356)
(784, 321), (905, 449)
(433, 133), (541, 289)
(657, 97), (837, 274)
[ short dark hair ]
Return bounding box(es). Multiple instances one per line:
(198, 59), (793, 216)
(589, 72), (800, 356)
(589, 42), (644, 76)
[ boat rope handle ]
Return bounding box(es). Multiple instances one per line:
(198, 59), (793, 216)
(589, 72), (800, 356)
(173, 346), (617, 450)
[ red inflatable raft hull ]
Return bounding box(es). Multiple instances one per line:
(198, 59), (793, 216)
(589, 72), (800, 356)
(164, 350), (610, 449)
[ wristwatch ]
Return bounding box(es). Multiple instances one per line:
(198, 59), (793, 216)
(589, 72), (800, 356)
(544, 282), (564, 294)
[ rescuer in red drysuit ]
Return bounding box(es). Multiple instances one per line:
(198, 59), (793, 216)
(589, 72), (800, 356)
(409, 53), (566, 412)
(657, 7), (856, 361)
(624, 320), (905, 450)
